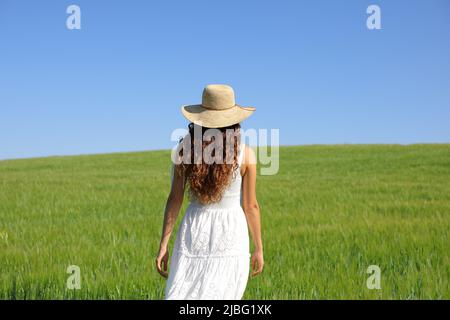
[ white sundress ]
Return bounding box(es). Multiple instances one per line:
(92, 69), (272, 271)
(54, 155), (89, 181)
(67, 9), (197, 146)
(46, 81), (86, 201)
(165, 143), (250, 300)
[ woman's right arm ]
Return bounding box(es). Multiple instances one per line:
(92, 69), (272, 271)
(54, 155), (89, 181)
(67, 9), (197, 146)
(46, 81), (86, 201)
(155, 165), (185, 278)
(241, 146), (264, 277)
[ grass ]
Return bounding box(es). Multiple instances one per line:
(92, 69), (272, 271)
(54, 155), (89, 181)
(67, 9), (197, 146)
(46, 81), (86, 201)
(0, 144), (449, 299)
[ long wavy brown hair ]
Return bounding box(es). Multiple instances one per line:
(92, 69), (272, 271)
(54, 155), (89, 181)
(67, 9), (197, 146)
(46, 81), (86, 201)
(175, 122), (241, 204)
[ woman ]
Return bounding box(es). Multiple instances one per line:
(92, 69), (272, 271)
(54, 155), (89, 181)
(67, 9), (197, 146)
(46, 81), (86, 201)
(156, 84), (263, 300)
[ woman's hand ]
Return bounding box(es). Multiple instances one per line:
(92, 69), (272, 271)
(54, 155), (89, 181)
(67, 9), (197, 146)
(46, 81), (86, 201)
(155, 245), (169, 278)
(251, 250), (264, 277)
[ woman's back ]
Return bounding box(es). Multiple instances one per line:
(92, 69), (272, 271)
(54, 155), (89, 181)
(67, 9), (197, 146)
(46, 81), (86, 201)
(189, 142), (246, 210)
(165, 143), (250, 300)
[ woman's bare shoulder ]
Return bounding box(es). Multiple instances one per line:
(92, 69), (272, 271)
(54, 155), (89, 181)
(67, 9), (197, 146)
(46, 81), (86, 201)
(241, 144), (256, 176)
(243, 145), (256, 163)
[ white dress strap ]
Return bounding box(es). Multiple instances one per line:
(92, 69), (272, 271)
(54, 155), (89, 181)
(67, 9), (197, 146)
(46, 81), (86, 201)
(238, 143), (246, 167)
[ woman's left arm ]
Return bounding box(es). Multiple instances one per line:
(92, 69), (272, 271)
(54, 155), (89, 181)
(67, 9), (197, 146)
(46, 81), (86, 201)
(155, 166), (185, 278)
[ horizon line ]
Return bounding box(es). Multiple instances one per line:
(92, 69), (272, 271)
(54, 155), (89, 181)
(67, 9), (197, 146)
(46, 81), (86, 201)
(1, 142), (449, 162)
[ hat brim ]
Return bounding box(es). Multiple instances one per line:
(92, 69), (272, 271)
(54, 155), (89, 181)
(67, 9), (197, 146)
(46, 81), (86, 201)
(181, 104), (255, 128)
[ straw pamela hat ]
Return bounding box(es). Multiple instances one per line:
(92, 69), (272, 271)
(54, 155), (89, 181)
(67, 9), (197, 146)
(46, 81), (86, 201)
(181, 84), (255, 128)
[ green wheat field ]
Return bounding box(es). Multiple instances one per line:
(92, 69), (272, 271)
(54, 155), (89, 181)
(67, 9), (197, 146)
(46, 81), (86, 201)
(0, 144), (449, 299)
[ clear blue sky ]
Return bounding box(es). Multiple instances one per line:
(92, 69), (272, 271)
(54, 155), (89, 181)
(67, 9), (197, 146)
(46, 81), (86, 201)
(1, 0), (449, 160)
